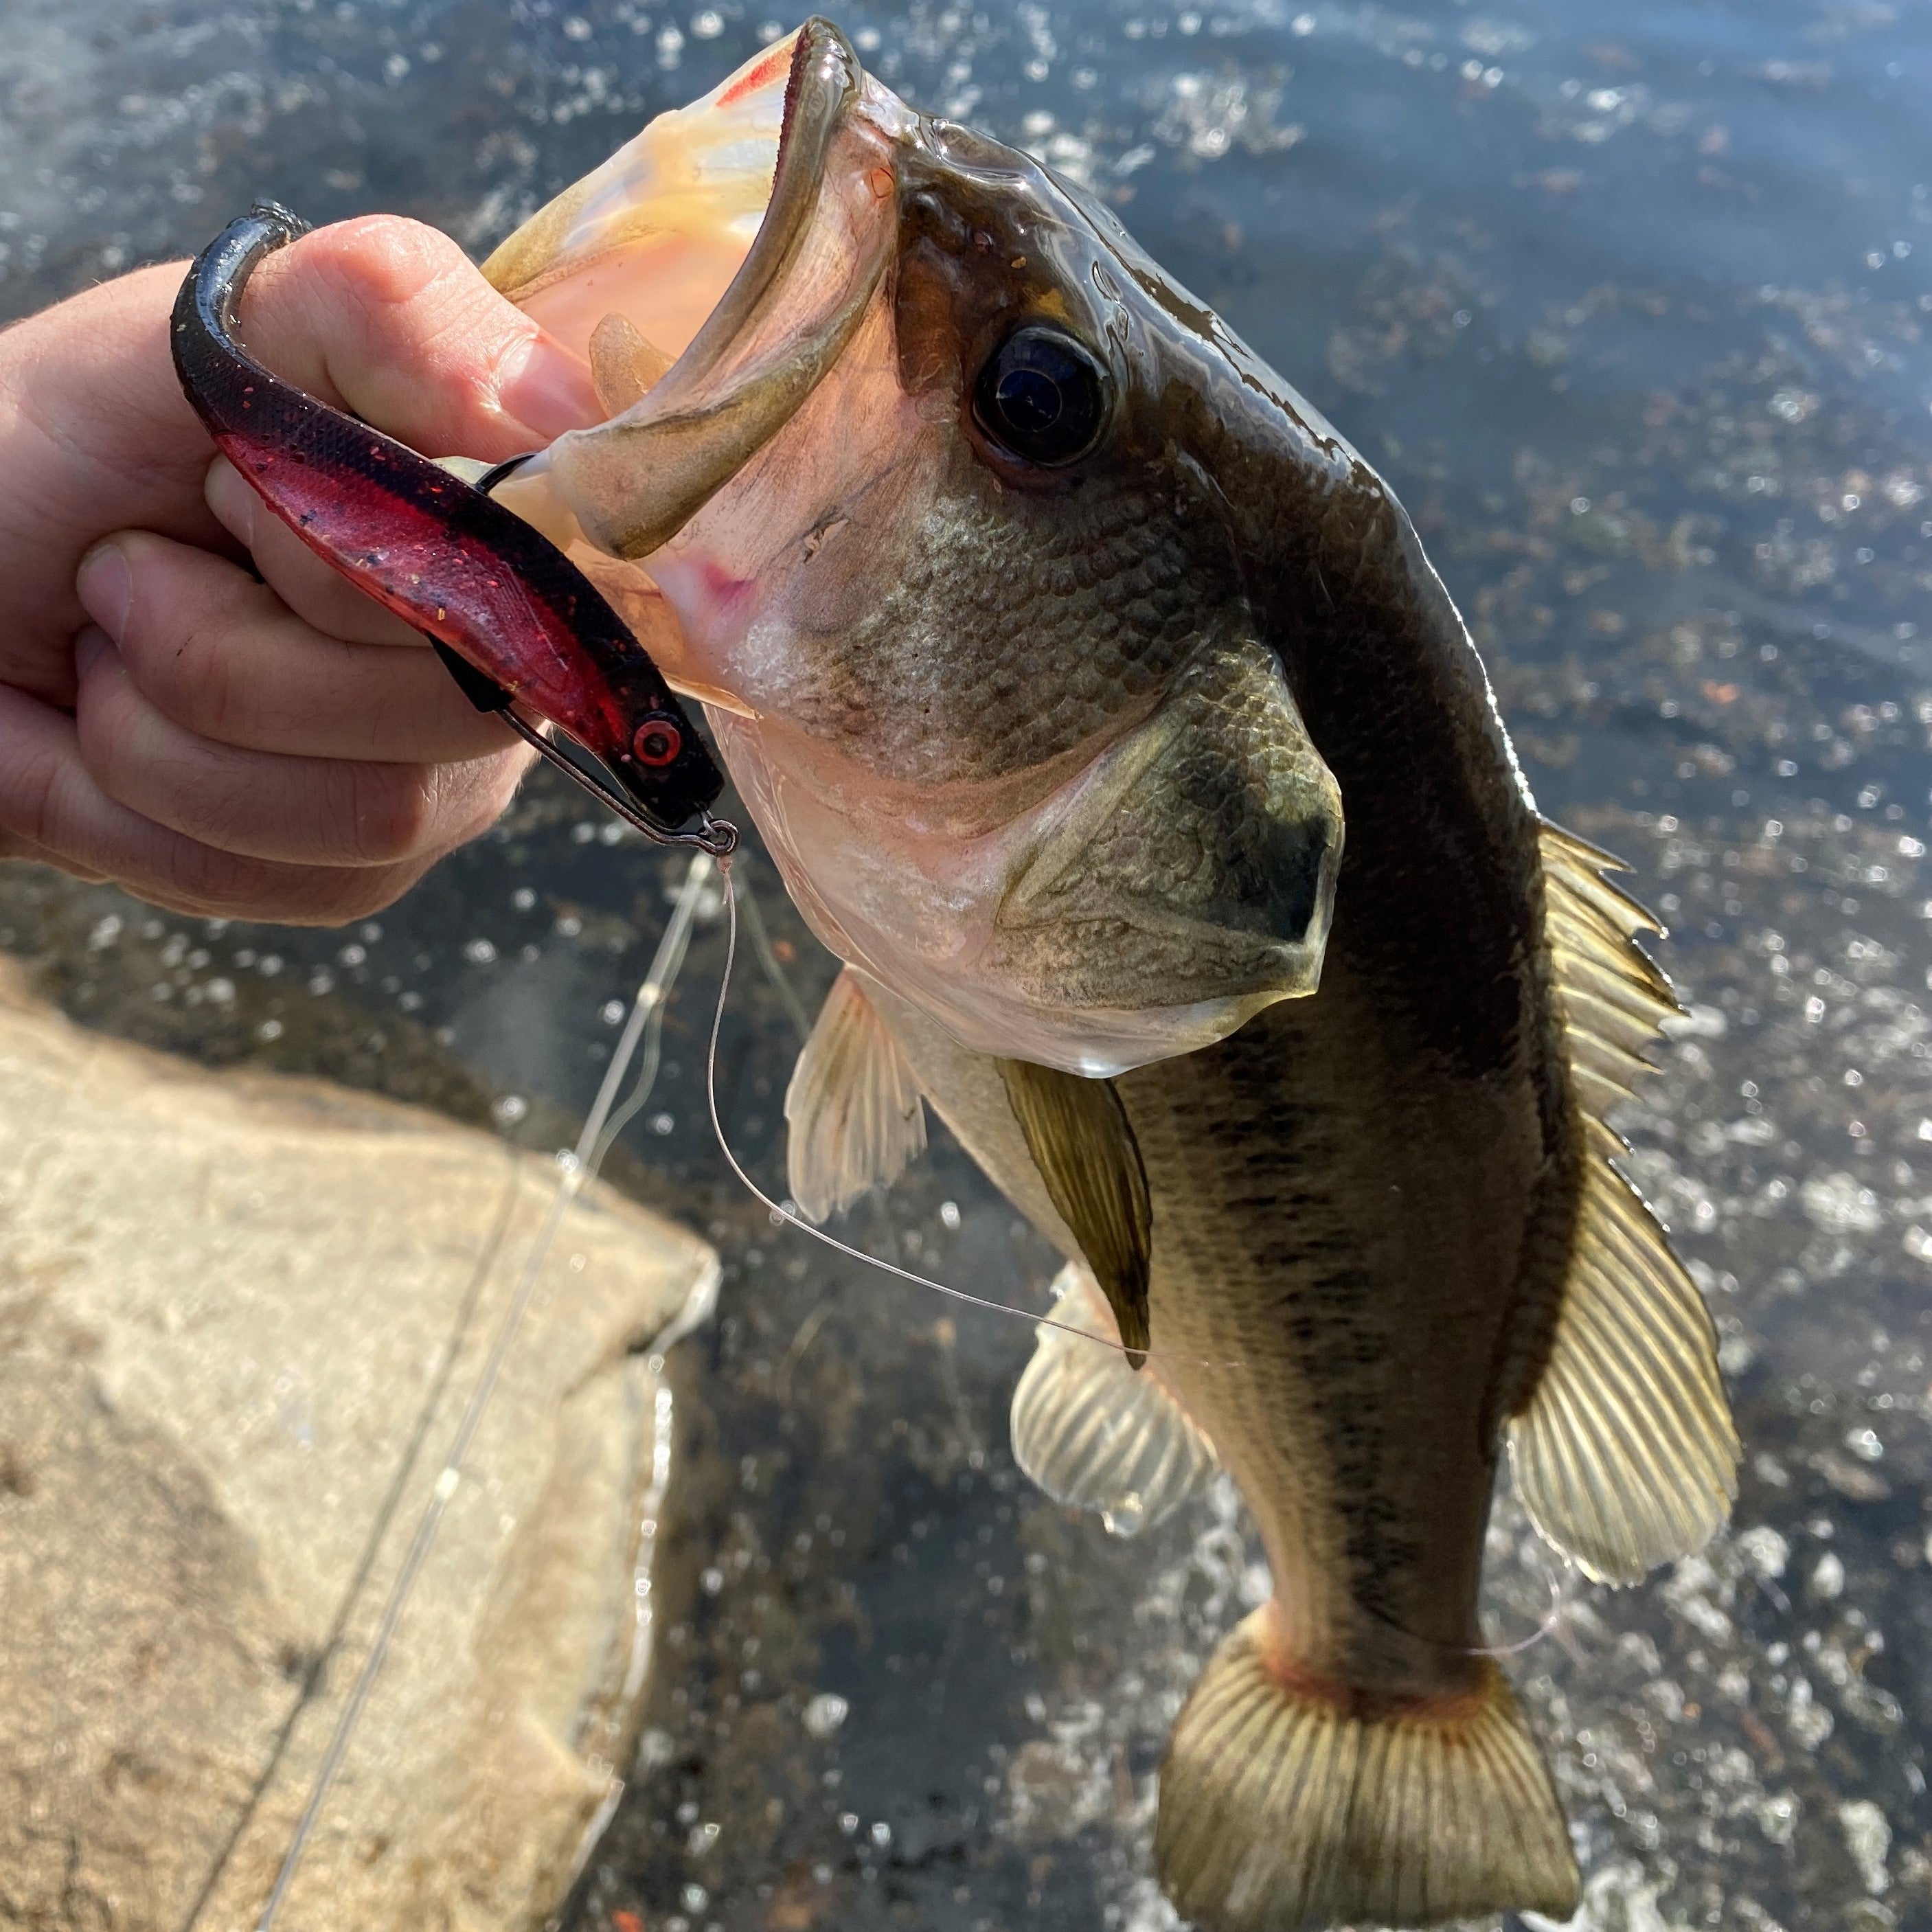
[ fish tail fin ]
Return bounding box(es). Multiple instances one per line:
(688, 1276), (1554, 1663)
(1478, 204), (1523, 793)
(1155, 1609), (1580, 1932)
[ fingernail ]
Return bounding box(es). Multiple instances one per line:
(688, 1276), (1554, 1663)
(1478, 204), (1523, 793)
(73, 624), (113, 680)
(496, 329), (604, 440)
(76, 544), (133, 641)
(204, 455), (257, 545)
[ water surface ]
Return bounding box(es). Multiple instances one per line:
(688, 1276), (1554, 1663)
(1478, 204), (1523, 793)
(3, 0), (1931, 1927)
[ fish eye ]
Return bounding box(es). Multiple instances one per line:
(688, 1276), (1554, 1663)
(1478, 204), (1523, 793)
(972, 325), (1109, 466)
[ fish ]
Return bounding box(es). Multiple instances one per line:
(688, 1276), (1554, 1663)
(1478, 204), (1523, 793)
(473, 19), (1742, 1927)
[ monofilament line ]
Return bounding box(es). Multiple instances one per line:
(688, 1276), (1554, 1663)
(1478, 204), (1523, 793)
(701, 866), (1568, 1659)
(254, 850), (716, 1930)
(703, 863), (1253, 1373)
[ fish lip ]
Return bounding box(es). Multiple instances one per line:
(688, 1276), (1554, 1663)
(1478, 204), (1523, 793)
(670, 17), (863, 398)
(521, 14), (905, 562)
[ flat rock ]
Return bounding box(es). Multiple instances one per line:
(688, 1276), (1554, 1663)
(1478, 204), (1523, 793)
(0, 966), (718, 1930)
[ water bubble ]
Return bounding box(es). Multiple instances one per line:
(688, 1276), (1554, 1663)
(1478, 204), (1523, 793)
(1736, 1525), (1789, 1580)
(803, 1692), (849, 1739)
(1839, 1799), (1891, 1895)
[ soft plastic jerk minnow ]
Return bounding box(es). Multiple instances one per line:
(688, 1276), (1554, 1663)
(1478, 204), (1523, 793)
(170, 201), (736, 856)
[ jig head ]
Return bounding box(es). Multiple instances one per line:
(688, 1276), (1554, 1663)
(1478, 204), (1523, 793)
(171, 202), (736, 857)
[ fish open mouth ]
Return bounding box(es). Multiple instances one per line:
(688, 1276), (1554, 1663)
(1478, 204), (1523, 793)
(486, 19), (905, 569)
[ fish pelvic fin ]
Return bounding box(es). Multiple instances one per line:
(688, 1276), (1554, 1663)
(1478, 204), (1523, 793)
(1011, 1263), (1216, 1536)
(1155, 1612), (1580, 1932)
(997, 1058), (1152, 1361)
(784, 967), (927, 1222)
(1512, 822), (1740, 1584)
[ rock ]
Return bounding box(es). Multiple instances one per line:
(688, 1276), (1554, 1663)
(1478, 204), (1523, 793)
(0, 966), (718, 1930)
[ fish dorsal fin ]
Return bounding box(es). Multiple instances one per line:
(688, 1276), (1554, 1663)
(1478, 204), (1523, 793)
(998, 1058), (1152, 1362)
(784, 968), (927, 1223)
(1012, 1264), (1216, 1535)
(1508, 822), (1740, 1584)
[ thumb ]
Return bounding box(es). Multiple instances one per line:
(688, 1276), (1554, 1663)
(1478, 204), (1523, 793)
(238, 213), (604, 459)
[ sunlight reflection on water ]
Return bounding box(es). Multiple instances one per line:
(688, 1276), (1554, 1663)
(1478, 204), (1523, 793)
(2, 0), (1930, 1925)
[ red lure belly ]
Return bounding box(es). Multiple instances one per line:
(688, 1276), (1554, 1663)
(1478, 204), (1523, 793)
(170, 202), (725, 839)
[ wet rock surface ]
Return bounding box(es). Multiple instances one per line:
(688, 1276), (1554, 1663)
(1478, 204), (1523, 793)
(3, 1), (1932, 1930)
(0, 962), (718, 1929)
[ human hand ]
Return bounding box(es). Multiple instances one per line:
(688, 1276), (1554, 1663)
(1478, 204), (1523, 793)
(0, 215), (603, 922)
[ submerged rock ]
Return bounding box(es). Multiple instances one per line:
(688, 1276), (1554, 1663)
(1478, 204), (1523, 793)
(0, 966), (717, 1930)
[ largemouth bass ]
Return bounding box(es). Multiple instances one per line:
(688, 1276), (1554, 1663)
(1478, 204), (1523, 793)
(475, 21), (1740, 1927)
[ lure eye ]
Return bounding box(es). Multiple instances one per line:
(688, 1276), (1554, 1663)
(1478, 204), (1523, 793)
(973, 325), (1109, 466)
(633, 716), (684, 767)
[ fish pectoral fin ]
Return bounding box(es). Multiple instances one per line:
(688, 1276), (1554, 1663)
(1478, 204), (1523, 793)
(1011, 1264), (1216, 1536)
(784, 968), (927, 1223)
(997, 1058), (1152, 1362)
(1508, 822), (1741, 1584)
(1157, 1620), (1580, 1932)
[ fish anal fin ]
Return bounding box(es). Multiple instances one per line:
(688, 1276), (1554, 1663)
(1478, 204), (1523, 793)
(1012, 1264), (1216, 1535)
(784, 968), (926, 1223)
(1514, 821), (1741, 1584)
(998, 1058), (1152, 1361)
(1156, 1612), (1580, 1930)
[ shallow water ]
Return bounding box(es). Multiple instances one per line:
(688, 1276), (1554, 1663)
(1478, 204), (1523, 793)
(3, 0), (1931, 1927)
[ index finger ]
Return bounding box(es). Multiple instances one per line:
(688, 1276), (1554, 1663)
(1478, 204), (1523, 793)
(238, 214), (604, 462)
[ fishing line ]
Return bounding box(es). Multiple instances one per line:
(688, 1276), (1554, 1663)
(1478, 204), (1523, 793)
(585, 866), (713, 1174)
(704, 862), (1255, 1373)
(253, 852), (716, 1931)
(1466, 1555), (1572, 1659)
(702, 867), (1578, 1660)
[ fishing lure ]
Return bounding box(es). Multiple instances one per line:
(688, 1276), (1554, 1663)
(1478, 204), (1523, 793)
(170, 201), (736, 857)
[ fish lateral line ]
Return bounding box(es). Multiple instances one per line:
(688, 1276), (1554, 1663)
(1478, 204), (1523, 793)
(169, 200), (733, 854)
